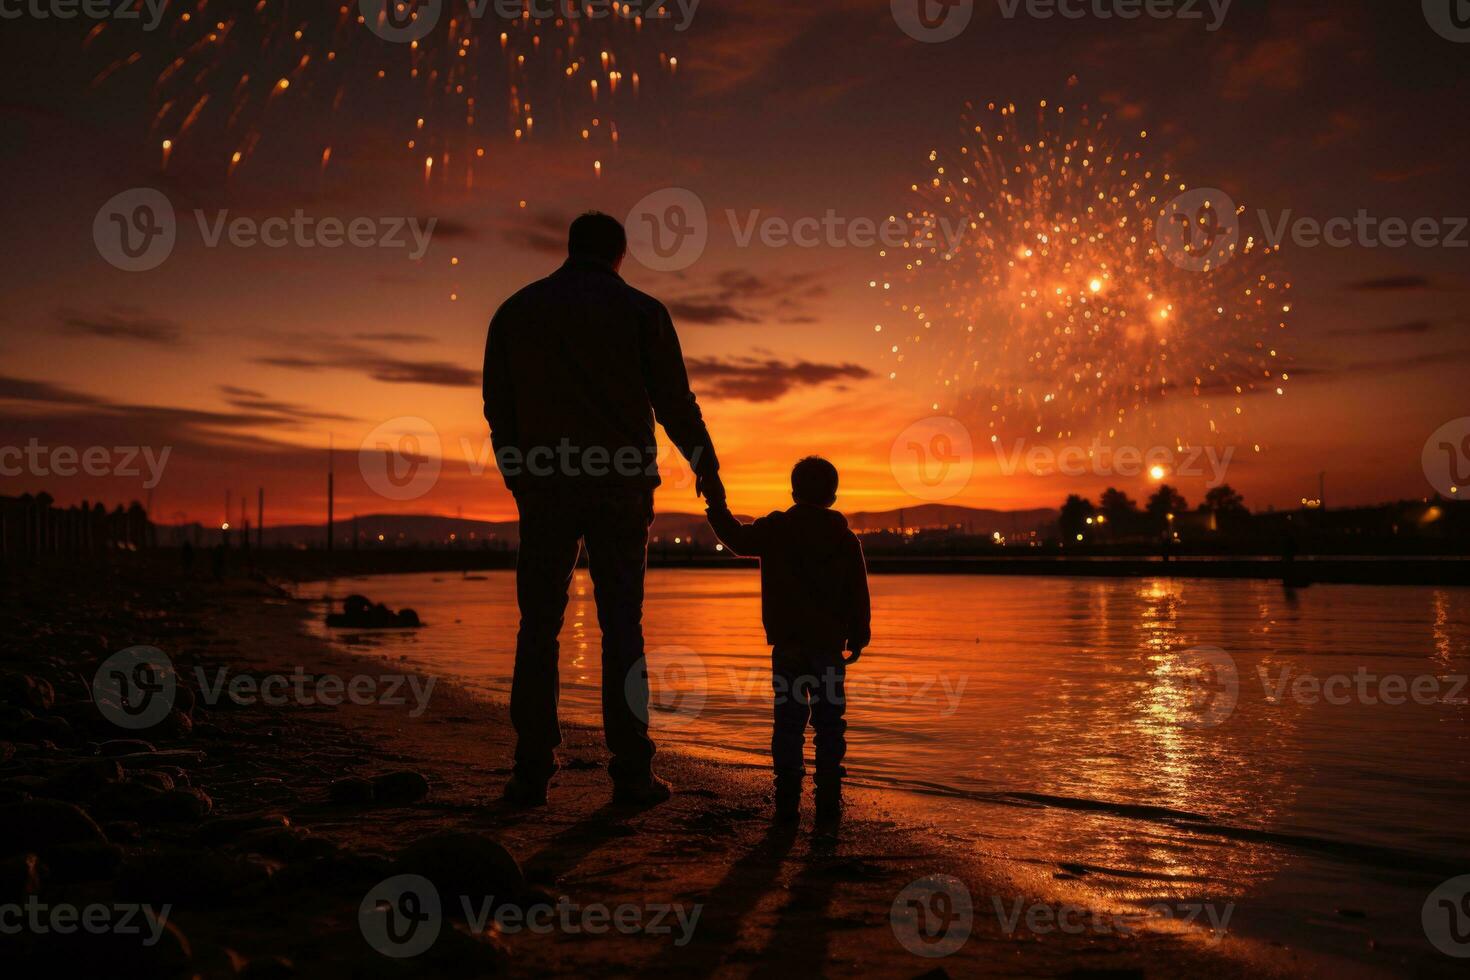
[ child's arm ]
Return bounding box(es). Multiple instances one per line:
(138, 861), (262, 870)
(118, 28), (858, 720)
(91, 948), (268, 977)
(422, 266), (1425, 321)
(706, 501), (766, 558)
(844, 533), (871, 663)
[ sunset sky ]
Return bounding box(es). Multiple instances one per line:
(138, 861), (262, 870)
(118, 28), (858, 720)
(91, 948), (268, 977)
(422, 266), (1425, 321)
(1, 0), (1467, 526)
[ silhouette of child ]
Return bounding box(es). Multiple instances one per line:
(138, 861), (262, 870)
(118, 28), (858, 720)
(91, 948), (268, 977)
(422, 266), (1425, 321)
(706, 456), (870, 827)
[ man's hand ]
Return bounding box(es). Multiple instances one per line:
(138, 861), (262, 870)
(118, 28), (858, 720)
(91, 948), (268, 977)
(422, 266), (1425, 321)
(696, 471), (726, 507)
(843, 647), (863, 666)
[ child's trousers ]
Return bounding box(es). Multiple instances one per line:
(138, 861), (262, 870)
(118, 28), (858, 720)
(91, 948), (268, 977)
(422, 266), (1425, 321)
(770, 646), (848, 786)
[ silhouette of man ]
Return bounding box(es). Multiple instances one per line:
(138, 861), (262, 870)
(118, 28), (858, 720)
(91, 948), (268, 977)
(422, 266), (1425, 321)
(482, 211), (724, 806)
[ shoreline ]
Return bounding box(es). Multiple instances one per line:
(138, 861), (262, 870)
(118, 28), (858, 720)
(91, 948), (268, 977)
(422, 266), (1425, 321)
(208, 549), (1470, 587)
(0, 559), (1359, 976)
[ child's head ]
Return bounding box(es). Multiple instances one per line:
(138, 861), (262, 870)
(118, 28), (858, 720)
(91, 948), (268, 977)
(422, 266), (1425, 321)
(791, 456), (839, 507)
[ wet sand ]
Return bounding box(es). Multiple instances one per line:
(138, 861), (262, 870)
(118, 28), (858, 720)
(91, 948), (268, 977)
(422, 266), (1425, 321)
(0, 558), (1334, 976)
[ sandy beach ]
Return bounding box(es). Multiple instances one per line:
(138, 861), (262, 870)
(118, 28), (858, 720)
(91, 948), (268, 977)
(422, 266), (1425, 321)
(0, 558), (1343, 977)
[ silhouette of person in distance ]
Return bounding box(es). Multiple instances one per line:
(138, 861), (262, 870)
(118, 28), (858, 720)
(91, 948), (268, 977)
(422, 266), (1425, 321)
(483, 211), (725, 807)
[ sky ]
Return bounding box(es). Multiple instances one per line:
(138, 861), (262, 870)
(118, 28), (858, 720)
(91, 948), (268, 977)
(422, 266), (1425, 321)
(1, 0), (1467, 526)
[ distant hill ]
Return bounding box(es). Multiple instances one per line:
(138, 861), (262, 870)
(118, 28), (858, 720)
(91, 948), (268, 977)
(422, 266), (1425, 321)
(161, 504), (1059, 548)
(846, 503), (1058, 537)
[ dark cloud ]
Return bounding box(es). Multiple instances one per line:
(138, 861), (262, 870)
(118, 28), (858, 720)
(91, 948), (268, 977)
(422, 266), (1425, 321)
(256, 352), (477, 388)
(686, 355), (871, 402)
(427, 219), (478, 240)
(364, 361), (479, 387)
(1327, 320), (1438, 338)
(217, 385), (357, 423)
(56, 308), (185, 347)
(1260, 349), (1470, 385)
(667, 301), (759, 326)
(352, 332), (435, 344)
(249, 331), (478, 388)
(1344, 276), (1434, 292)
(2, 375), (314, 434)
(500, 209), (567, 256)
(1343, 348), (1470, 374)
(668, 269), (830, 327)
(0, 375), (102, 406)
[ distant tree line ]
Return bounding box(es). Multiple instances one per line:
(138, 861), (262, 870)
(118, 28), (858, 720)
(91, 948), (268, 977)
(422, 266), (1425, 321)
(0, 493), (153, 559)
(1059, 484), (1249, 541)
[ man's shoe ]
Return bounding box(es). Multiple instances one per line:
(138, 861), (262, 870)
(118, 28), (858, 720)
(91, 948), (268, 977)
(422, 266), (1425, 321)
(612, 773), (673, 806)
(501, 773), (549, 807)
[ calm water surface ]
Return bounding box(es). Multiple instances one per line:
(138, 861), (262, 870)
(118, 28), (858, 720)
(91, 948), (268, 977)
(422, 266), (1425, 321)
(302, 570), (1469, 970)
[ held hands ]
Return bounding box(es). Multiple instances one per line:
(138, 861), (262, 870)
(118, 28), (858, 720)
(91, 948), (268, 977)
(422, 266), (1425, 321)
(696, 470), (727, 508)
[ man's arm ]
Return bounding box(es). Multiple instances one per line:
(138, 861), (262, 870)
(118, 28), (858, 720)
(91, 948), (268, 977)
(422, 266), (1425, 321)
(706, 503), (766, 558)
(482, 301), (520, 492)
(845, 533), (872, 656)
(641, 304), (720, 489)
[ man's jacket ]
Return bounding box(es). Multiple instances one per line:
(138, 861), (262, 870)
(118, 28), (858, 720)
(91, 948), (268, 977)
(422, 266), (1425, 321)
(483, 257), (719, 492)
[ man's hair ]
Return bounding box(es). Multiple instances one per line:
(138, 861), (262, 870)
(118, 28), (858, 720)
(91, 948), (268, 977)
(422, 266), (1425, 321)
(568, 211), (627, 264)
(791, 456), (839, 506)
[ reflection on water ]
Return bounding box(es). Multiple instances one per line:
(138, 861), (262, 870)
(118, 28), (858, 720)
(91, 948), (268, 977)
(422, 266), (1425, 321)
(302, 570), (1469, 968)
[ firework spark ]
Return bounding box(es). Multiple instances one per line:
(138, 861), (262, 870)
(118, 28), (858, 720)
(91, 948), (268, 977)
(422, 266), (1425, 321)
(88, 1), (683, 185)
(878, 92), (1291, 453)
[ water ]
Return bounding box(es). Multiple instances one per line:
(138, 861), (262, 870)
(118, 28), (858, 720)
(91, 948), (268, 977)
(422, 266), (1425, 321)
(301, 570), (1470, 970)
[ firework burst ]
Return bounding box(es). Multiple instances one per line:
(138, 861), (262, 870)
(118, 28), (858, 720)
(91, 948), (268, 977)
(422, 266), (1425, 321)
(87, 1), (683, 186)
(877, 93), (1292, 452)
